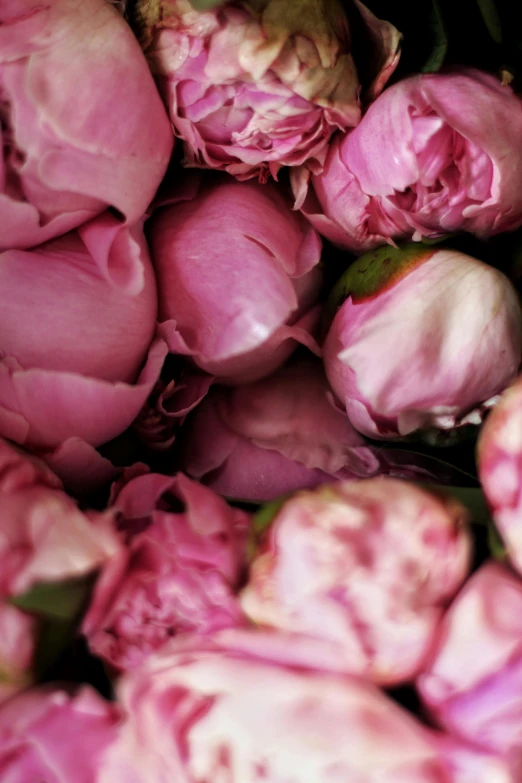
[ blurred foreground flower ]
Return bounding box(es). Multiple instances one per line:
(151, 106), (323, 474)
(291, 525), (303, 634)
(105, 633), (512, 783)
(0, 439), (121, 698)
(240, 478), (470, 684)
(323, 245), (522, 440)
(0, 686), (140, 782)
(83, 473), (249, 671)
(418, 562), (522, 774)
(478, 376), (522, 574)
(292, 70), (522, 252)
(0, 214), (167, 491)
(180, 358), (381, 501)
(134, 0), (400, 181)
(151, 175), (322, 383)
(0, 0), (173, 252)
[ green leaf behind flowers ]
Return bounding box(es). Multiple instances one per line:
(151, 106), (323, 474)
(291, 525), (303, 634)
(421, 0), (448, 72)
(475, 0), (503, 43)
(10, 576), (93, 621)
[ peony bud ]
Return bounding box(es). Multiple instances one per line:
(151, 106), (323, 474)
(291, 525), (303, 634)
(240, 478), (471, 684)
(150, 174), (322, 384)
(323, 245), (522, 440)
(478, 376), (522, 574)
(417, 562), (522, 772)
(292, 69), (522, 252)
(0, 214), (167, 489)
(134, 0), (400, 181)
(0, 0), (173, 252)
(106, 633), (512, 783)
(83, 472), (249, 671)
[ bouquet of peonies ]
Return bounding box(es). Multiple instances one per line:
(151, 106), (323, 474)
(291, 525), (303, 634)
(2, 0), (522, 780)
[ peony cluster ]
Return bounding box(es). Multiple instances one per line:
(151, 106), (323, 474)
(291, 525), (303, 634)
(1, 0), (522, 780)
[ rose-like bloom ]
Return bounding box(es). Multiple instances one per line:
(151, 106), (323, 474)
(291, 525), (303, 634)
(417, 562), (522, 775)
(0, 0), (173, 255)
(180, 358), (384, 501)
(292, 70), (522, 252)
(103, 633), (512, 783)
(0, 214), (168, 490)
(477, 376), (522, 574)
(135, 0), (400, 182)
(0, 685), (143, 782)
(83, 472), (249, 671)
(240, 478), (470, 685)
(323, 245), (522, 440)
(151, 175), (322, 384)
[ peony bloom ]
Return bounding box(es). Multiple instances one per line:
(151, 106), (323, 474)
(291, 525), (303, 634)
(292, 69), (522, 252)
(105, 633), (512, 783)
(150, 174), (322, 384)
(83, 472), (249, 671)
(180, 358), (383, 501)
(0, 214), (168, 490)
(135, 0), (400, 181)
(417, 562), (522, 774)
(478, 376), (522, 574)
(323, 245), (522, 440)
(0, 685), (143, 782)
(0, 0), (173, 253)
(240, 478), (471, 685)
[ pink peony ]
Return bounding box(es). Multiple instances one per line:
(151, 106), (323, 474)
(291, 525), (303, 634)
(292, 70), (522, 252)
(240, 478), (471, 685)
(417, 562), (522, 775)
(0, 439), (121, 700)
(0, 685), (143, 782)
(83, 472), (249, 671)
(0, 0), (173, 252)
(323, 246), (522, 440)
(0, 214), (168, 490)
(136, 0), (400, 181)
(0, 438), (120, 597)
(180, 357), (382, 501)
(478, 376), (522, 574)
(150, 174), (322, 384)
(106, 633), (513, 783)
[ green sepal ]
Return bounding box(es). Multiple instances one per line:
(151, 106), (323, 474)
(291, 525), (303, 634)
(324, 243), (434, 328)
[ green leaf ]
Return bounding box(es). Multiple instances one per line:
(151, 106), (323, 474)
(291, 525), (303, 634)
(34, 618), (76, 680)
(438, 486), (493, 527)
(10, 577), (92, 621)
(488, 523), (507, 561)
(421, 0), (448, 73)
(189, 0), (227, 8)
(475, 0), (503, 43)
